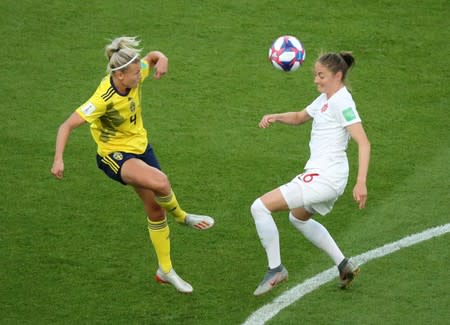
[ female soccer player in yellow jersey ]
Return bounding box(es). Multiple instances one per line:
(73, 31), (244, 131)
(51, 36), (214, 293)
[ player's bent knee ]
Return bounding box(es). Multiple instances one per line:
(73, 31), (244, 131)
(251, 198), (269, 217)
(151, 173), (171, 195)
(250, 199), (261, 215)
(138, 169), (171, 195)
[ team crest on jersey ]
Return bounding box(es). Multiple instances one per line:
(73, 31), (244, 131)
(321, 103), (328, 112)
(130, 101), (136, 113)
(113, 152), (123, 161)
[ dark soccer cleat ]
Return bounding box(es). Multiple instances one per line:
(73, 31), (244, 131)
(338, 258), (360, 289)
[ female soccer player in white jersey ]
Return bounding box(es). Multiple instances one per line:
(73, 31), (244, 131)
(251, 52), (371, 296)
(51, 36), (214, 293)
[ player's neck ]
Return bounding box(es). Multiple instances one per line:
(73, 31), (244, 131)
(326, 84), (344, 99)
(111, 76), (129, 95)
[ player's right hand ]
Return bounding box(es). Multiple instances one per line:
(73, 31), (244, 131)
(259, 114), (276, 128)
(51, 160), (64, 179)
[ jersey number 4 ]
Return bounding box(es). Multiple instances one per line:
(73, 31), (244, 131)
(130, 114), (137, 125)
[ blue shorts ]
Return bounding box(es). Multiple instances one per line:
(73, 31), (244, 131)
(96, 144), (161, 185)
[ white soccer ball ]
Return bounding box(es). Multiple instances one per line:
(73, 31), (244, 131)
(269, 35), (306, 72)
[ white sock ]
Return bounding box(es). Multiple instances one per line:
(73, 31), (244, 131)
(289, 213), (345, 265)
(251, 199), (281, 269)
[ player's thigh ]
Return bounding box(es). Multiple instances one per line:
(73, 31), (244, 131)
(260, 188), (289, 212)
(121, 158), (170, 195)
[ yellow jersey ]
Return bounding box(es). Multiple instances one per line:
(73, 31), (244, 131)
(76, 59), (150, 156)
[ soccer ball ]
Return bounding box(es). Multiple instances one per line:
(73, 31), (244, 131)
(269, 35), (306, 72)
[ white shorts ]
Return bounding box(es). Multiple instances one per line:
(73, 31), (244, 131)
(279, 170), (346, 216)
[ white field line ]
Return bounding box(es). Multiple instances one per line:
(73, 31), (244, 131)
(242, 223), (450, 325)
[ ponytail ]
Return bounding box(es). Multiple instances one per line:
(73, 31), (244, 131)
(317, 51), (355, 81)
(105, 36), (142, 73)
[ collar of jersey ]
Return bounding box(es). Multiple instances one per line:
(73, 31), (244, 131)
(110, 76), (131, 97)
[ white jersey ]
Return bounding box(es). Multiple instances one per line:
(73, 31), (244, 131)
(304, 86), (361, 192)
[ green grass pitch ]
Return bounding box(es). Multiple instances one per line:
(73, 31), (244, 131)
(1, 0), (449, 324)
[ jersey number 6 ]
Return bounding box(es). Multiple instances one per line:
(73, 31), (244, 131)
(300, 173), (319, 183)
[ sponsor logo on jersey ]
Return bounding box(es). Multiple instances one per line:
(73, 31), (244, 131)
(81, 102), (96, 116)
(343, 107), (356, 121)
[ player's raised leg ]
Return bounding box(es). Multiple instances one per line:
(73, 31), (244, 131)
(155, 191), (214, 230)
(123, 159), (214, 230)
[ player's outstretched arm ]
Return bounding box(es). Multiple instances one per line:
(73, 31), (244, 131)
(51, 112), (86, 180)
(347, 122), (371, 209)
(259, 109), (311, 128)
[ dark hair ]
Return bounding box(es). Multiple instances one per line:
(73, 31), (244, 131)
(317, 51), (355, 81)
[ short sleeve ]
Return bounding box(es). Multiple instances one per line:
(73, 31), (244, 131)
(76, 91), (107, 123)
(140, 59), (150, 82)
(336, 104), (361, 127)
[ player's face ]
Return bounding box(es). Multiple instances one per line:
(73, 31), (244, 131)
(313, 63), (342, 97)
(121, 63), (141, 89)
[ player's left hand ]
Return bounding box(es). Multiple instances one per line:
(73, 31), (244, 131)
(353, 182), (367, 209)
(154, 56), (168, 79)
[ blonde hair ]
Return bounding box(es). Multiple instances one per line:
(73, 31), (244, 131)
(105, 36), (142, 73)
